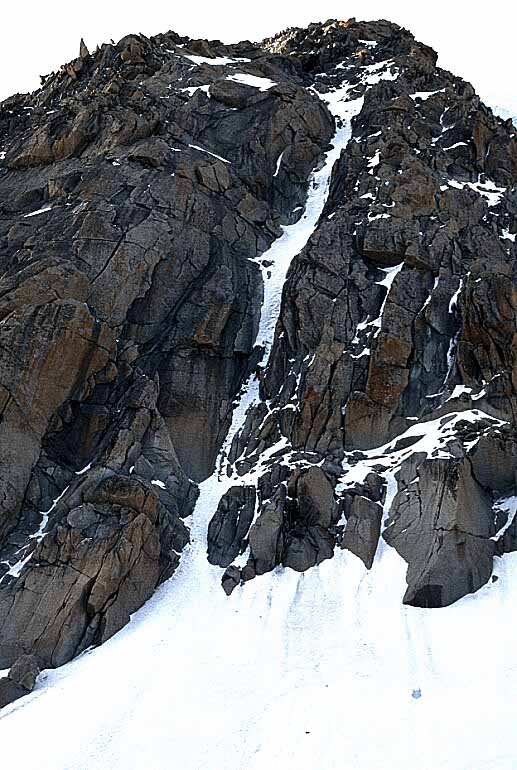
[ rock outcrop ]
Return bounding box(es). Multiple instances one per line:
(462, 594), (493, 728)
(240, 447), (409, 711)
(0, 653), (39, 707)
(1, 16), (517, 699)
(208, 19), (517, 605)
(0, 27), (333, 671)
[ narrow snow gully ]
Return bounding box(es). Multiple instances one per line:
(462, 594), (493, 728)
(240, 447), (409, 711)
(203, 89), (366, 514)
(175, 88), (366, 605)
(1, 85), (517, 770)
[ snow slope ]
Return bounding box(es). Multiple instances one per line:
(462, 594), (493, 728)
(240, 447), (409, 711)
(1, 519), (516, 769)
(1, 84), (517, 770)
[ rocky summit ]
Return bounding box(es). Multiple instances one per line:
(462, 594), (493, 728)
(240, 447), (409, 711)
(0, 17), (516, 705)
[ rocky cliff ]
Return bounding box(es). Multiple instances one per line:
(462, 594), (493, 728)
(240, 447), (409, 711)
(0, 17), (516, 699)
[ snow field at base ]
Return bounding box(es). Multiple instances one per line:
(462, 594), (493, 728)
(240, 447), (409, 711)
(1, 83), (517, 770)
(1, 528), (517, 770)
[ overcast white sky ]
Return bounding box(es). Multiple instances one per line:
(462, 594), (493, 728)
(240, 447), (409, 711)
(0, 0), (516, 110)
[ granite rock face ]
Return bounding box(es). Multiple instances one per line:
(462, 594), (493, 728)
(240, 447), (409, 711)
(207, 19), (517, 606)
(0, 27), (333, 676)
(1, 16), (517, 697)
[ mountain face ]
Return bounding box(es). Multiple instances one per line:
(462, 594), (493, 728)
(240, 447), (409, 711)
(0, 17), (516, 704)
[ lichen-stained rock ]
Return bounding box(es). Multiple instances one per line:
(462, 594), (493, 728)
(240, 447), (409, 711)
(0, 498), (161, 667)
(206, 16), (517, 603)
(0, 459), (190, 667)
(384, 457), (495, 607)
(0, 27), (334, 485)
(0, 259), (90, 322)
(194, 17), (517, 604)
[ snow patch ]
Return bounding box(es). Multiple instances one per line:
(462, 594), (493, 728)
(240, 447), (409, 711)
(410, 88), (445, 101)
(440, 177), (506, 207)
(448, 278), (463, 313)
(227, 74), (276, 91)
(337, 410), (506, 520)
(274, 149), (286, 177)
(181, 85), (210, 96)
(341, 59), (398, 85)
(367, 148), (381, 173)
(183, 54), (251, 66)
(493, 496), (517, 541)
(188, 143), (230, 164)
(23, 205), (52, 218)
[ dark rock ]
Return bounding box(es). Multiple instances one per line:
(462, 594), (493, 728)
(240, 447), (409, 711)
(0, 678), (27, 708)
(342, 495), (383, 569)
(384, 457), (495, 607)
(221, 565), (241, 596)
(211, 17), (517, 606)
(290, 467), (336, 529)
(79, 38), (90, 60)
(8, 654), (40, 690)
(248, 486), (285, 576)
(207, 486), (256, 567)
(0, 19), (334, 662)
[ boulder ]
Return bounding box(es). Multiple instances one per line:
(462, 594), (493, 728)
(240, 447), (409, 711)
(342, 495), (383, 569)
(207, 486), (256, 568)
(384, 457), (495, 607)
(0, 678), (27, 709)
(8, 654), (40, 691)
